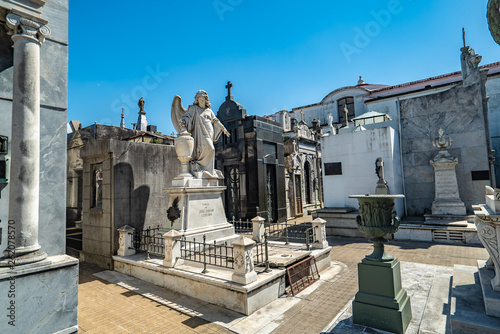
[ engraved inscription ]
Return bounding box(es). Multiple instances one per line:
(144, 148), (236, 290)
(199, 202), (214, 217)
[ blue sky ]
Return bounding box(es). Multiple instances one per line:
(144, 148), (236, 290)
(68, 0), (500, 136)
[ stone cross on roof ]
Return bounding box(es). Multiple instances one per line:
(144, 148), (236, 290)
(300, 110), (305, 122)
(462, 27), (467, 48)
(226, 81), (233, 100)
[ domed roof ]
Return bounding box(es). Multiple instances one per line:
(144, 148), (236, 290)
(217, 81), (247, 122)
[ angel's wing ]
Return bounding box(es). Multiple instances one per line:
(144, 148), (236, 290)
(171, 95), (187, 134)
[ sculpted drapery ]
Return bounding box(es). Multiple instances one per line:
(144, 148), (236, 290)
(172, 90), (229, 178)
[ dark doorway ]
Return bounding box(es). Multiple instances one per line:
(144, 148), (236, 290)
(266, 164), (277, 222)
(225, 165), (241, 220)
(304, 162), (311, 204)
(295, 174), (302, 216)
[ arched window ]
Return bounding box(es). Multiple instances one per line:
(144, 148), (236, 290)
(338, 97), (355, 124)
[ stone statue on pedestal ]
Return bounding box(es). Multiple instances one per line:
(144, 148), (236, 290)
(430, 128), (466, 215)
(171, 90), (230, 179)
(375, 157), (390, 195)
(166, 90), (235, 242)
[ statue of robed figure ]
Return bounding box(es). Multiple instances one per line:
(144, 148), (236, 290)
(171, 90), (229, 179)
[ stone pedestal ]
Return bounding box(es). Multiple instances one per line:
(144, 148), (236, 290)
(0, 255), (78, 333)
(473, 186), (500, 319)
(312, 217), (328, 249)
(252, 216), (265, 242)
(430, 152), (466, 215)
(231, 236), (257, 285)
(352, 258), (412, 334)
(164, 185), (235, 242)
(163, 229), (184, 268)
(117, 225), (135, 257)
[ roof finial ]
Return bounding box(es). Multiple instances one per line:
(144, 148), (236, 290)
(357, 75), (365, 85)
(462, 27), (467, 49)
(120, 107), (125, 128)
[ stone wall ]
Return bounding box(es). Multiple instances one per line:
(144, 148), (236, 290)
(81, 139), (180, 268)
(400, 82), (490, 216)
(321, 126), (404, 216)
(486, 74), (500, 186)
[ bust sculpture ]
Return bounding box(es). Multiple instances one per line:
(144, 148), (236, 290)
(433, 128), (452, 150)
(171, 90), (229, 179)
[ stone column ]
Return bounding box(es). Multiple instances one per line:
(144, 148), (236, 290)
(252, 216), (265, 243)
(312, 217), (328, 249)
(0, 14), (50, 266)
(117, 225), (135, 257)
(163, 230), (184, 268)
(232, 236), (257, 285)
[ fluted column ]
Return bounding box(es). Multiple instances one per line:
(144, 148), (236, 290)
(0, 13), (50, 266)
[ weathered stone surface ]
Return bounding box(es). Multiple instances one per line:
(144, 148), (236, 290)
(478, 260), (500, 318)
(0, 255), (78, 334)
(451, 264), (500, 334)
(81, 139), (181, 268)
(39, 107), (67, 256)
(400, 82), (489, 215)
(40, 40), (68, 109)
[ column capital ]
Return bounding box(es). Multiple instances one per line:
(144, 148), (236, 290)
(6, 13), (50, 44)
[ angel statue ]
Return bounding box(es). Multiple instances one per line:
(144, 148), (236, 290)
(171, 90), (230, 179)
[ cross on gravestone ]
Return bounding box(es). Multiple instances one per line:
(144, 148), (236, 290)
(226, 81), (233, 100)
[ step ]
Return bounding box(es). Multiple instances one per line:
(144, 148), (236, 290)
(419, 272), (452, 333)
(450, 264), (500, 333)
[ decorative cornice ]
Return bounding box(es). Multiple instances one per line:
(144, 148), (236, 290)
(4, 0), (47, 18)
(6, 12), (50, 44)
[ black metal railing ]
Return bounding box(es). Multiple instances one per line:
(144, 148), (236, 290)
(230, 217), (252, 234)
(179, 235), (234, 273)
(266, 221), (316, 249)
(254, 233), (271, 272)
(131, 226), (164, 258)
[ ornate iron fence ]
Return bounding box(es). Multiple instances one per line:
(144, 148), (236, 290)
(266, 221), (315, 249)
(253, 234), (271, 272)
(230, 216), (252, 234)
(179, 235), (234, 273)
(131, 226), (164, 258)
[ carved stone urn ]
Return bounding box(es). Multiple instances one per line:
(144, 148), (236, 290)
(174, 130), (194, 177)
(348, 194), (411, 334)
(350, 194), (404, 261)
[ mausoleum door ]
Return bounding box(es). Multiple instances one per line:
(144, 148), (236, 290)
(295, 174), (303, 215)
(266, 165), (278, 222)
(225, 165), (240, 220)
(304, 162), (311, 204)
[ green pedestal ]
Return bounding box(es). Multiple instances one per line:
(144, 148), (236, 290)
(353, 257), (412, 334)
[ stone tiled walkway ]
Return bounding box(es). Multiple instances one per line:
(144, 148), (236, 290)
(78, 216), (489, 334)
(78, 262), (233, 334)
